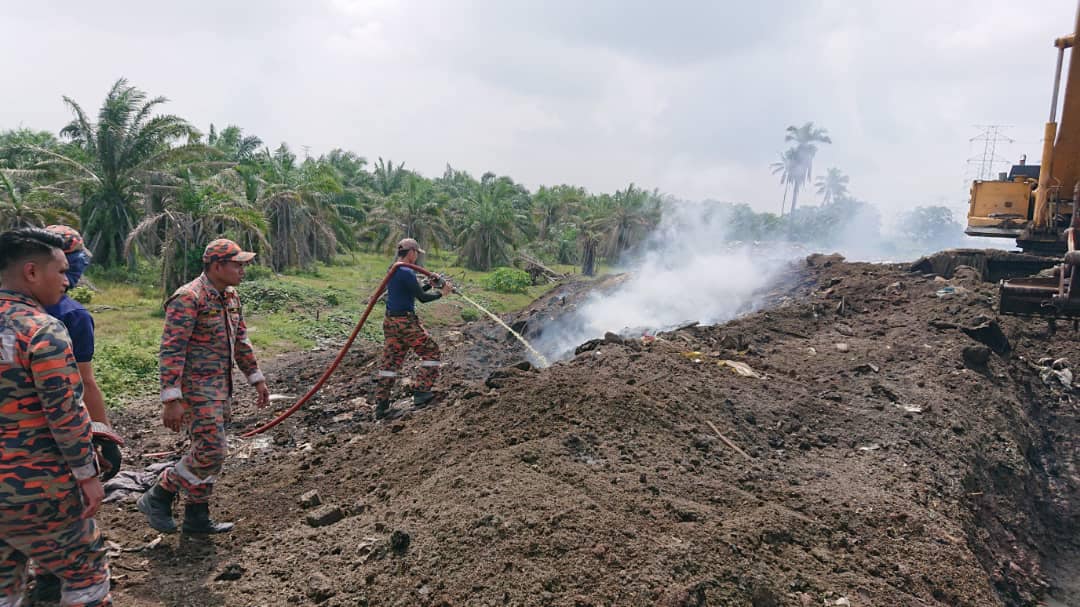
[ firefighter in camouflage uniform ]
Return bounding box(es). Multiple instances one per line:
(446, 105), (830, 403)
(137, 238), (270, 535)
(0, 228), (112, 607)
(373, 238), (453, 419)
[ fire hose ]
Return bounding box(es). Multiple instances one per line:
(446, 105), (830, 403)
(239, 261), (444, 438)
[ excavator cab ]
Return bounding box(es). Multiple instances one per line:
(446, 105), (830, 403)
(965, 165), (1038, 239)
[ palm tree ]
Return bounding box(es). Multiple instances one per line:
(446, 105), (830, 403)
(594, 183), (661, 260)
(126, 169), (270, 294)
(456, 175), (526, 271)
(770, 150), (797, 216)
(208, 124), (262, 162)
(784, 122), (832, 213)
(815, 168), (850, 205)
(255, 144), (352, 270)
(0, 170), (75, 230)
(371, 157), (408, 197)
(533, 184), (584, 240)
(365, 174), (451, 253)
(35, 78), (200, 266)
(576, 195), (610, 276)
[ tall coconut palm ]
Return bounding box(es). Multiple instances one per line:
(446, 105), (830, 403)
(770, 150), (798, 216)
(784, 122), (831, 213)
(815, 168), (850, 205)
(38, 78), (201, 266)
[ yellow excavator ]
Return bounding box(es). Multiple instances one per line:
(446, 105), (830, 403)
(964, 2), (1080, 317)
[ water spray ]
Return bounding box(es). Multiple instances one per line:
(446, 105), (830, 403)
(241, 261), (547, 437)
(456, 291), (550, 367)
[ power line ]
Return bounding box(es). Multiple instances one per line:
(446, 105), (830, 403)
(967, 124), (1015, 180)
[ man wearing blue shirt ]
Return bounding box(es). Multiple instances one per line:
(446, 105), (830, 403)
(42, 226), (110, 433)
(374, 238), (452, 419)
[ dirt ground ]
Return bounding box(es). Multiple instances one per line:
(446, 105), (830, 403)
(38, 253), (1080, 606)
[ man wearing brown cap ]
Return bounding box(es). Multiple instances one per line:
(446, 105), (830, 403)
(137, 238), (269, 534)
(374, 238), (452, 419)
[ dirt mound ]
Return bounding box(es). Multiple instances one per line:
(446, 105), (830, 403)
(87, 255), (1078, 606)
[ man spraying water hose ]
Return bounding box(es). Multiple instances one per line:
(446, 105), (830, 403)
(374, 238), (453, 419)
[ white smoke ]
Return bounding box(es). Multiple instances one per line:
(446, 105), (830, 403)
(533, 199), (796, 360)
(532, 196), (973, 362)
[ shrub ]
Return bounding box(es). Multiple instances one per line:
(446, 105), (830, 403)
(69, 286), (93, 304)
(244, 264), (275, 281)
(95, 341), (159, 406)
(238, 280), (342, 314)
(484, 267), (530, 294)
(461, 307), (480, 322)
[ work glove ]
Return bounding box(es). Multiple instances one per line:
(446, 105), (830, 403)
(91, 421), (124, 482)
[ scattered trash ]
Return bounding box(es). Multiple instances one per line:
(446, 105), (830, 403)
(717, 360), (763, 379)
(681, 351), (705, 363)
(106, 535), (162, 557)
(1040, 366), (1074, 388)
(935, 286), (969, 298)
(897, 404), (923, 414)
(853, 363), (879, 374)
(858, 443), (882, 451)
(299, 490), (322, 508)
(807, 347), (817, 355)
(834, 343), (850, 353)
(233, 436), (273, 460)
(268, 393), (294, 403)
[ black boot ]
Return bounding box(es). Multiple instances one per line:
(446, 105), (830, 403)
(374, 399), (390, 420)
(137, 483), (178, 534)
(413, 391), (435, 407)
(182, 502), (235, 534)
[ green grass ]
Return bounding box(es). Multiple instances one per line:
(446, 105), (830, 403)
(85, 252), (586, 408)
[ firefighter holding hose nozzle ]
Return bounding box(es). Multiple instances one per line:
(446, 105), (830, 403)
(373, 238), (452, 420)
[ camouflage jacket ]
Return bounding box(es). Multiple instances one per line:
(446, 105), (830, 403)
(160, 274), (263, 403)
(0, 289), (96, 505)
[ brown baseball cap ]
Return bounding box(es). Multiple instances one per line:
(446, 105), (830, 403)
(203, 238), (256, 263)
(396, 238), (425, 254)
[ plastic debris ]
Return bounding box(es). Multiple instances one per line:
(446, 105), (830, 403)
(935, 285), (969, 298)
(681, 351), (705, 363)
(717, 360), (763, 379)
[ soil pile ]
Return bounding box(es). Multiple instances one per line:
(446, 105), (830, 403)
(85, 254), (1077, 606)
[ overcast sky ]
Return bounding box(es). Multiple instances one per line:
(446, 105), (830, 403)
(2, 1), (1075, 216)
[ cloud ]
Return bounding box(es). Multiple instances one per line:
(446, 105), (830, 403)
(0, 0), (1071, 212)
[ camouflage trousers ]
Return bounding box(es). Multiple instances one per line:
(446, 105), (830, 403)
(0, 476), (112, 606)
(375, 314), (441, 401)
(158, 398), (227, 504)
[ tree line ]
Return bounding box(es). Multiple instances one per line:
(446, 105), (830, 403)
(0, 79), (963, 293)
